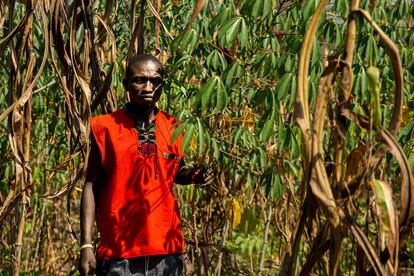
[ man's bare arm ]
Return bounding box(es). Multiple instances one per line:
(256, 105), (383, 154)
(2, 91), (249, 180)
(80, 136), (101, 276)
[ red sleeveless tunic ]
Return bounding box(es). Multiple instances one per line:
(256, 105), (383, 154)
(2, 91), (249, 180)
(90, 109), (185, 259)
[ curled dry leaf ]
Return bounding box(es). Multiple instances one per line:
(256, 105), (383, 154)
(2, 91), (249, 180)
(369, 179), (398, 272)
(348, 218), (387, 276)
(352, 9), (403, 135)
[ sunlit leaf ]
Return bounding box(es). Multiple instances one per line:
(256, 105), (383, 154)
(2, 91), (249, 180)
(369, 179), (398, 265)
(225, 62), (242, 87)
(200, 77), (218, 111)
(276, 72), (293, 101)
(251, 0), (263, 18)
(311, 39), (321, 69)
(239, 18), (249, 48)
(218, 17), (242, 47)
(302, 0), (316, 21)
(367, 66), (382, 127)
(197, 118), (205, 156)
(210, 7), (232, 30)
(259, 116), (274, 142)
(182, 123), (195, 153)
(171, 121), (187, 144)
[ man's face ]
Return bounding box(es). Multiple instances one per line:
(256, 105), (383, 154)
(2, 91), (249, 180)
(124, 60), (163, 106)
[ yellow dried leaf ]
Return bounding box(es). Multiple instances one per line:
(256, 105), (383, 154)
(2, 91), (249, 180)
(401, 105), (410, 127)
(242, 107), (255, 133)
(232, 198), (241, 229)
(220, 114), (232, 130)
(189, 134), (197, 153)
(225, 197), (241, 230)
(225, 197), (242, 230)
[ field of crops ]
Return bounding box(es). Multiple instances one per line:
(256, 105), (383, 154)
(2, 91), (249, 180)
(1, 0), (414, 274)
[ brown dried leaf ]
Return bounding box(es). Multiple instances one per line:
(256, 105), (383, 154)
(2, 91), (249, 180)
(0, 5), (49, 123)
(295, 0), (327, 168)
(377, 127), (414, 231)
(341, 108), (414, 238)
(348, 219), (387, 275)
(369, 179), (398, 271)
(344, 144), (368, 183)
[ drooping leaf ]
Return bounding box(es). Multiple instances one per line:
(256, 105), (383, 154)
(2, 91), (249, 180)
(214, 77), (228, 112)
(311, 39), (321, 69)
(367, 66), (382, 127)
(276, 72), (293, 101)
(238, 18), (249, 48)
(210, 7), (232, 30)
(302, 0), (316, 21)
(217, 17), (242, 47)
(171, 121), (187, 144)
(369, 179), (398, 265)
(182, 123), (195, 153)
(259, 116), (274, 142)
(251, 0), (263, 18)
(197, 118), (205, 157)
(199, 77), (218, 111)
(225, 62), (242, 87)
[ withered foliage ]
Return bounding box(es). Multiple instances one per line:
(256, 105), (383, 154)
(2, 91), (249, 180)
(281, 0), (414, 275)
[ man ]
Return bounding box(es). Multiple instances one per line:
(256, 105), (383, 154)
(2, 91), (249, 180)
(80, 54), (213, 275)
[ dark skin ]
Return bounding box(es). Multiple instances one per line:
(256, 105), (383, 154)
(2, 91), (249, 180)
(80, 57), (213, 276)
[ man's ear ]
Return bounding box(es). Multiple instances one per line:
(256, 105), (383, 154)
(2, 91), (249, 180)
(122, 79), (128, 91)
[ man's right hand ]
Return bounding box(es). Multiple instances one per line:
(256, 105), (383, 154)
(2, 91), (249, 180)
(80, 248), (96, 276)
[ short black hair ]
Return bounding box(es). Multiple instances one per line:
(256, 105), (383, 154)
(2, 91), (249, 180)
(126, 54), (164, 78)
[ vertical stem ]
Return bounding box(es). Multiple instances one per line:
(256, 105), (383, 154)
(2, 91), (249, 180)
(328, 228), (342, 276)
(130, 0), (137, 33)
(215, 220), (229, 276)
(193, 211), (203, 276)
(154, 0), (162, 58)
(137, 0), (146, 55)
(258, 197), (273, 276)
(11, 1), (35, 272)
(335, 0), (360, 183)
(279, 196), (309, 275)
(341, 0), (361, 101)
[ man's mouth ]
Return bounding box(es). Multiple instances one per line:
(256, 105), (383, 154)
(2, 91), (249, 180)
(139, 93), (154, 99)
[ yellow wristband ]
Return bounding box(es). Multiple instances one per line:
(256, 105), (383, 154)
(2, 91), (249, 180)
(80, 244), (93, 250)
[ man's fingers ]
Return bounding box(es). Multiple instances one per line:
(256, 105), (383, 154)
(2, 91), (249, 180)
(205, 178), (214, 186)
(204, 174), (213, 183)
(197, 175), (214, 188)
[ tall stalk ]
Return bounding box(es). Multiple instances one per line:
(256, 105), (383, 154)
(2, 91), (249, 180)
(258, 196), (272, 276)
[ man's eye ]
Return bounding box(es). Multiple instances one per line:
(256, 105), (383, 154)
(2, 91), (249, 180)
(151, 78), (163, 86)
(133, 78), (146, 84)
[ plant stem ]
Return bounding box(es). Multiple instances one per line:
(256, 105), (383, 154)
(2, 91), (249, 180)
(215, 220), (229, 276)
(258, 197), (273, 276)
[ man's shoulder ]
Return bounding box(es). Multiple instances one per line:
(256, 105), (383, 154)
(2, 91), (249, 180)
(158, 110), (180, 124)
(91, 109), (126, 128)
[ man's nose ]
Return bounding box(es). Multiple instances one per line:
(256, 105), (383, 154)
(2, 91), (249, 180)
(143, 80), (153, 91)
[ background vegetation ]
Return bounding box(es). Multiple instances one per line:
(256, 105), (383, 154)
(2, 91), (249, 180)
(0, 0), (413, 274)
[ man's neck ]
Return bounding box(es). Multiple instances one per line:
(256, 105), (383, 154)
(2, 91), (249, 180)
(125, 102), (158, 125)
